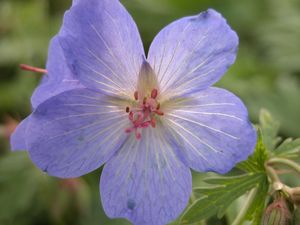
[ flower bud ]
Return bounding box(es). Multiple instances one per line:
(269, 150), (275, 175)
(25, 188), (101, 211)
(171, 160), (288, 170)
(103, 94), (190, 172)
(261, 196), (292, 225)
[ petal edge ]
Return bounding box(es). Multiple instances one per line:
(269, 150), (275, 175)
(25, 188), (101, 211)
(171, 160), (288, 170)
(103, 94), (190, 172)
(148, 9), (238, 98)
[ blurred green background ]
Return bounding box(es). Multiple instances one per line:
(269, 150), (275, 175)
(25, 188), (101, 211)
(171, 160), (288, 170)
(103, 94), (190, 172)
(0, 0), (299, 225)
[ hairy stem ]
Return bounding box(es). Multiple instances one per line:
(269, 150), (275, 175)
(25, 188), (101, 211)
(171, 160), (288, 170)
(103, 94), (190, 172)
(231, 188), (257, 225)
(265, 162), (281, 183)
(268, 157), (300, 175)
(189, 191), (197, 204)
(188, 192), (206, 225)
(265, 158), (297, 198)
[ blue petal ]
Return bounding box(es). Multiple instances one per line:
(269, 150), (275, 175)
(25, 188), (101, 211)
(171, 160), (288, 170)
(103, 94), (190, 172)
(148, 9), (238, 98)
(27, 88), (129, 178)
(12, 34), (83, 152)
(100, 126), (192, 225)
(31, 36), (83, 109)
(164, 87), (257, 174)
(72, 0), (79, 6)
(59, 0), (145, 98)
(10, 116), (30, 151)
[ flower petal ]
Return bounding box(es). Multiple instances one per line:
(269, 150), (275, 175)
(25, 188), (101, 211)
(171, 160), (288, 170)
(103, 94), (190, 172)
(164, 87), (256, 174)
(59, 0), (145, 98)
(31, 36), (83, 109)
(147, 9), (238, 98)
(27, 88), (129, 178)
(100, 126), (192, 225)
(72, 0), (79, 6)
(10, 116), (30, 151)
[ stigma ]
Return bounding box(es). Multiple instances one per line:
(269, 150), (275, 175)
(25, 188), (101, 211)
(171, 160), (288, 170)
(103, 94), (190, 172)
(125, 88), (164, 140)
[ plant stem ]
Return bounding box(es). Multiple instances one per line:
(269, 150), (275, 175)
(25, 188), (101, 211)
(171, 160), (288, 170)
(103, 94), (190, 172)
(187, 192), (206, 225)
(264, 162), (281, 183)
(265, 158), (299, 198)
(190, 191), (197, 204)
(268, 157), (300, 175)
(231, 188), (257, 225)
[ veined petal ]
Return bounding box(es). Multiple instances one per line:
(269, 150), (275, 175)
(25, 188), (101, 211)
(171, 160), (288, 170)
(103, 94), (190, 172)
(31, 36), (83, 109)
(27, 88), (129, 178)
(148, 9), (238, 98)
(10, 116), (30, 151)
(164, 87), (256, 173)
(100, 126), (192, 225)
(12, 36), (83, 152)
(72, 0), (79, 6)
(59, 0), (145, 98)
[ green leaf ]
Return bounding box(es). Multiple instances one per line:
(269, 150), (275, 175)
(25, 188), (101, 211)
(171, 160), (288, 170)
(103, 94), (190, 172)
(273, 138), (300, 158)
(180, 173), (266, 224)
(243, 177), (269, 225)
(237, 130), (268, 173)
(259, 109), (280, 151)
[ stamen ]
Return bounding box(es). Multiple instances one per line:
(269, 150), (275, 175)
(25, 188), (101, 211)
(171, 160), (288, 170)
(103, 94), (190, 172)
(141, 121), (151, 128)
(150, 117), (156, 128)
(154, 110), (164, 116)
(20, 64), (47, 74)
(129, 112), (134, 121)
(156, 103), (161, 110)
(133, 113), (144, 126)
(134, 91), (138, 101)
(151, 89), (158, 99)
(125, 89), (164, 140)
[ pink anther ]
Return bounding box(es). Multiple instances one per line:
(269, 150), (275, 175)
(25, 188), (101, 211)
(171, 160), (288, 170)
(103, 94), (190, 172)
(151, 89), (158, 99)
(134, 91), (138, 101)
(154, 110), (164, 116)
(125, 89), (164, 140)
(150, 117), (156, 128)
(141, 121), (151, 128)
(156, 103), (161, 110)
(133, 112), (144, 127)
(129, 111), (134, 121)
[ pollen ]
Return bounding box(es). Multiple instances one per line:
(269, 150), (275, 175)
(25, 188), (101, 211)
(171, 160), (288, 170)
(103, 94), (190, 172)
(125, 88), (164, 140)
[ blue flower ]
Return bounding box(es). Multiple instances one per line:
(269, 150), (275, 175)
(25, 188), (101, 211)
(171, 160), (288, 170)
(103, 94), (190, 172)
(11, 1), (257, 224)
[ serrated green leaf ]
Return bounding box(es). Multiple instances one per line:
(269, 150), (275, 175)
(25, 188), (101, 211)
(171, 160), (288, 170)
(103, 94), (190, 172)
(273, 138), (300, 158)
(237, 131), (268, 173)
(259, 109), (280, 151)
(180, 173), (265, 224)
(244, 177), (269, 225)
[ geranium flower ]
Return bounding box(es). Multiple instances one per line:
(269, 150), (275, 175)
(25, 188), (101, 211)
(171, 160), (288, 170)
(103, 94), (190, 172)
(11, 0), (257, 224)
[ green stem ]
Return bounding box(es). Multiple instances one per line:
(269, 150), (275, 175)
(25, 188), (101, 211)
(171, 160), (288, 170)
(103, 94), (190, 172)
(268, 157), (300, 175)
(188, 191), (206, 225)
(189, 191), (197, 204)
(265, 158), (299, 197)
(231, 188), (257, 225)
(264, 162), (281, 183)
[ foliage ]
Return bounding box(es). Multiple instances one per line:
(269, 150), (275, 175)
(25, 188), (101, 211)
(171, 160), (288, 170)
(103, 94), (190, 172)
(179, 109), (300, 225)
(180, 173), (267, 224)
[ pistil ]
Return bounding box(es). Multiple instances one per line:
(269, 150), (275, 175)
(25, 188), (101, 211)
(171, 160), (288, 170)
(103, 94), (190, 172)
(125, 88), (164, 140)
